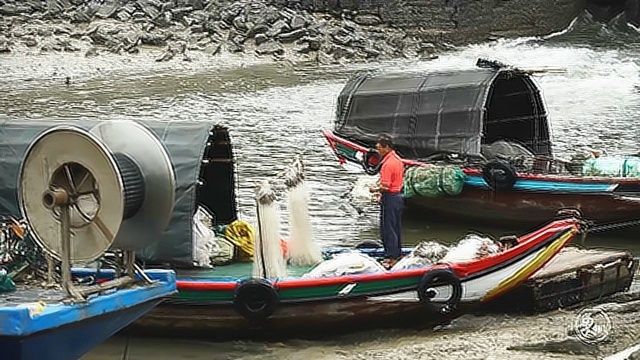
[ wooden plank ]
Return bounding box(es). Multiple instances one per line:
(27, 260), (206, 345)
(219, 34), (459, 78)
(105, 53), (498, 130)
(532, 246), (632, 280)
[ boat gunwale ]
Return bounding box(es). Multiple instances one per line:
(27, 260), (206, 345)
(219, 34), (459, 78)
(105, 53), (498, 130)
(323, 129), (640, 185)
(174, 220), (579, 294)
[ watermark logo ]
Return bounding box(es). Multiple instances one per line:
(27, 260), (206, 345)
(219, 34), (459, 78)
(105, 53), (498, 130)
(573, 306), (612, 345)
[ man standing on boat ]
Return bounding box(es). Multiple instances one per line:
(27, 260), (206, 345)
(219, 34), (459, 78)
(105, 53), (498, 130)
(369, 134), (404, 269)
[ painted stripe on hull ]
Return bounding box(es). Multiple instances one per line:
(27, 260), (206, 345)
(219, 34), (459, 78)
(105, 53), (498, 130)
(481, 230), (574, 301)
(365, 230), (573, 305)
(459, 230), (573, 302)
(465, 175), (614, 193)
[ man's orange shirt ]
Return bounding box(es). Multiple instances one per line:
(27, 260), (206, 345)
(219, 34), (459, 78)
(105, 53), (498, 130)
(379, 150), (404, 193)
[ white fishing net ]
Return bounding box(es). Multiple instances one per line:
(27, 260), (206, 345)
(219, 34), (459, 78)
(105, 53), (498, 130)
(441, 233), (501, 263)
(303, 251), (385, 278)
(391, 240), (449, 271)
(253, 181), (288, 279)
(287, 180), (322, 266)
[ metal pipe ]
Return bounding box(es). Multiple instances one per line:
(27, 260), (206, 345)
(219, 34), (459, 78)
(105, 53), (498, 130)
(60, 199), (73, 298)
(75, 276), (137, 296)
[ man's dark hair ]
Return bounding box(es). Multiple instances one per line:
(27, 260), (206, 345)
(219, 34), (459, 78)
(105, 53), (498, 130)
(376, 134), (394, 148)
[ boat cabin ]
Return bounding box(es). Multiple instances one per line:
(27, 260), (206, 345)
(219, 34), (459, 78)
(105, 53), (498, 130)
(334, 62), (553, 161)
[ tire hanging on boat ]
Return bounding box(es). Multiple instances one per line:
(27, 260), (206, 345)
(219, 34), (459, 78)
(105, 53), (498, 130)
(482, 159), (517, 191)
(362, 149), (382, 175)
(417, 268), (462, 315)
(233, 278), (279, 321)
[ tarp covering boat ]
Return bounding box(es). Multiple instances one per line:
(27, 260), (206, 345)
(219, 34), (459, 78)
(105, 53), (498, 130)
(335, 65), (553, 159)
(0, 119), (237, 266)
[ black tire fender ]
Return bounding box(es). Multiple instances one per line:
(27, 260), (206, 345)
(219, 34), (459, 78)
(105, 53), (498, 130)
(482, 159), (517, 191)
(417, 268), (462, 315)
(233, 278), (279, 322)
(362, 149), (382, 175)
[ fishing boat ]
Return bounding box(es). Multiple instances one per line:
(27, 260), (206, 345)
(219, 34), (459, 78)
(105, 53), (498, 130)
(0, 119), (586, 340)
(322, 59), (640, 229)
(0, 266), (176, 360)
(0, 121), (183, 359)
(126, 148), (585, 339)
(129, 209), (583, 339)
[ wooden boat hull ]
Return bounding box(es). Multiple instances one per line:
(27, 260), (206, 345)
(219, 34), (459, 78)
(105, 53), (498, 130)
(131, 219), (581, 339)
(484, 247), (638, 313)
(133, 292), (477, 339)
(406, 185), (640, 227)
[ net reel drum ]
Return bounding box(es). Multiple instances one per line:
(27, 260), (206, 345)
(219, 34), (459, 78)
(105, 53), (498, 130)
(19, 121), (176, 300)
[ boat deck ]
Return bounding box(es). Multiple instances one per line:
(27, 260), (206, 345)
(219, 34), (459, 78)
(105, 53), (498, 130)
(176, 262), (315, 280)
(0, 270), (176, 337)
(533, 246), (633, 279)
(0, 285), (66, 307)
(485, 246), (637, 313)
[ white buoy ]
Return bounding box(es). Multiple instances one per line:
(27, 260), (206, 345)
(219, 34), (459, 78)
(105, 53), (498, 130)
(253, 180), (287, 279)
(284, 156), (322, 266)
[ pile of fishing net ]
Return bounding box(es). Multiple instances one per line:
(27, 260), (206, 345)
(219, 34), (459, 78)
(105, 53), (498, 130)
(481, 140), (535, 160)
(302, 233), (503, 277)
(402, 164), (466, 198)
(302, 251), (385, 278)
(392, 233), (501, 270)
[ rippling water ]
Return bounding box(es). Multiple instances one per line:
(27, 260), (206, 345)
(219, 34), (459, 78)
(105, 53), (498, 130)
(1, 14), (639, 359)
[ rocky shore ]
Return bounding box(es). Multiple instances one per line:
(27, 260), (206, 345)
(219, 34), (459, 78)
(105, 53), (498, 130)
(87, 290), (640, 360)
(0, 0), (584, 65)
(330, 297), (640, 360)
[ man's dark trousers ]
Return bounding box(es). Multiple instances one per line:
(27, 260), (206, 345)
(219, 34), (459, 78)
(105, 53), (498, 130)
(380, 192), (403, 259)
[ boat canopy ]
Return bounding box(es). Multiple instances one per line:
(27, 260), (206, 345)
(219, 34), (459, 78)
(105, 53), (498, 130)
(334, 66), (552, 159)
(0, 119), (237, 267)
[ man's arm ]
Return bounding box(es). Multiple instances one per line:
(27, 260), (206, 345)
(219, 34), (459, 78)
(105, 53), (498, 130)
(369, 179), (390, 193)
(369, 184), (389, 192)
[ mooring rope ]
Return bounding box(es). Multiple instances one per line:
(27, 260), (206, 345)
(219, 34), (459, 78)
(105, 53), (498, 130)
(586, 218), (640, 234)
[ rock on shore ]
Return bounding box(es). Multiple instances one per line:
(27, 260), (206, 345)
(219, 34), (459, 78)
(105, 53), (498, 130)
(0, 0), (443, 64)
(0, 0), (583, 64)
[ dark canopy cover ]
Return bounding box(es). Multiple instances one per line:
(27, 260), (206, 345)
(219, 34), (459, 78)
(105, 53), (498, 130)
(0, 119), (237, 267)
(335, 68), (552, 159)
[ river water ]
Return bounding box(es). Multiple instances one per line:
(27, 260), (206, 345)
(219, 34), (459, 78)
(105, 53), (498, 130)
(1, 13), (639, 360)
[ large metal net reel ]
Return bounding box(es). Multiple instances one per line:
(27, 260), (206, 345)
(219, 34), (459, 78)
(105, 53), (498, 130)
(18, 121), (176, 300)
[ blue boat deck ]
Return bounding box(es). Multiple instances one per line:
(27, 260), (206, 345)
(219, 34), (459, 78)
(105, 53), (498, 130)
(0, 270), (176, 360)
(0, 286), (67, 307)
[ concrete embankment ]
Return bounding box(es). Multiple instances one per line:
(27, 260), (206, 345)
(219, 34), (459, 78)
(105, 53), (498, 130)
(0, 0), (586, 64)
